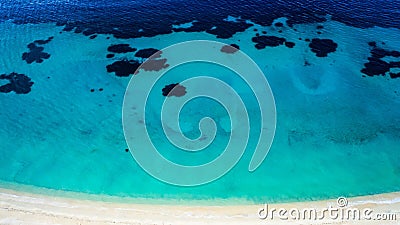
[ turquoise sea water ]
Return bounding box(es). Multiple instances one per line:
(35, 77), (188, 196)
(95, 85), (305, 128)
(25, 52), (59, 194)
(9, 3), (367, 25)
(0, 17), (399, 203)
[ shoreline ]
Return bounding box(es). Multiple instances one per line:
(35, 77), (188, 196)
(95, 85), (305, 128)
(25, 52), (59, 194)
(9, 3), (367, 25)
(2, 181), (399, 206)
(0, 187), (399, 225)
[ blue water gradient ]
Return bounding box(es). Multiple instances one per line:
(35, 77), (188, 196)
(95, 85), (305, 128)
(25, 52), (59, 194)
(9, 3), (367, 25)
(0, 1), (399, 203)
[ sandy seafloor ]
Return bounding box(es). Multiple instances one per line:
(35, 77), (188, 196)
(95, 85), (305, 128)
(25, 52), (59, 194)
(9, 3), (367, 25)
(0, 14), (400, 224)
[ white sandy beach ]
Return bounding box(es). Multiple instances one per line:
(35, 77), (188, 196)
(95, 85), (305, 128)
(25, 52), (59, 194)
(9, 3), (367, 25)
(0, 188), (399, 225)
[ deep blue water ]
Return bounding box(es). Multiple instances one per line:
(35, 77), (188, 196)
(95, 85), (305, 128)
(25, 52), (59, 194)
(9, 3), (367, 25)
(1, 0), (400, 38)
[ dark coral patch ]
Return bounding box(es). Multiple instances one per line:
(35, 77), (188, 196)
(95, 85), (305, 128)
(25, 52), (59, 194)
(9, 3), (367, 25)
(106, 54), (115, 59)
(389, 73), (400, 79)
(316, 25), (324, 29)
(107, 44), (137, 53)
(252, 35), (286, 49)
(389, 51), (400, 57)
(83, 29), (96, 36)
(390, 61), (400, 67)
(22, 45), (50, 64)
(0, 72), (34, 94)
(162, 83), (187, 97)
(361, 45), (400, 78)
(361, 58), (390, 76)
(27, 43), (36, 50)
(371, 48), (388, 58)
(135, 48), (161, 58)
(230, 44), (240, 49)
(368, 41), (377, 47)
(285, 41), (295, 48)
(309, 38), (338, 57)
(148, 50), (163, 59)
(140, 58), (169, 72)
(106, 60), (141, 77)
(22, 37), (53, 64)
(221, 44), (240, 54)
(274, 22), (284, 27)
(89, 34), (97, 39)
(131, 50), (168, 74)
(62, 24), (74, 32)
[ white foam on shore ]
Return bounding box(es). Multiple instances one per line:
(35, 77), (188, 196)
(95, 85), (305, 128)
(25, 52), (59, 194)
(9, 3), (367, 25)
(350, 197), (400, 206)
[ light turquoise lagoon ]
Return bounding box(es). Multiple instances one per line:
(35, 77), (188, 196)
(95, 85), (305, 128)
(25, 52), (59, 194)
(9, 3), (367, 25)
(0, 18), (399, 203)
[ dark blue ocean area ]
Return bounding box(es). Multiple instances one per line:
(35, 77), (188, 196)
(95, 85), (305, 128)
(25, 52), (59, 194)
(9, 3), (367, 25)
(0, 0), (399, 203)
(2, 0), (400, 38)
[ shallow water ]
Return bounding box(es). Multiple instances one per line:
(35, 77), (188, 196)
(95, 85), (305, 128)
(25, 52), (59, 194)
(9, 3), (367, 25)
(0, 1), (399, 203)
